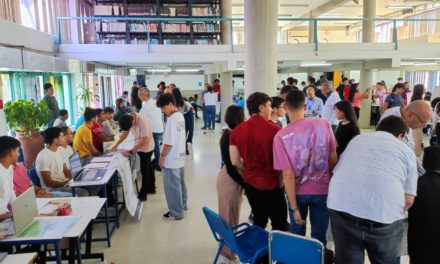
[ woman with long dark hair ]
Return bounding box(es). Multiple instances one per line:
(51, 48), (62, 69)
(334, 100), (360, 157)
(217, 105), (245, 263)
(411, 84), (425, 102)
(172, 88), (194, 155)
(410, 84), (426, 157)
(348, 83), (371, 119)
(203, 85), (217, 130)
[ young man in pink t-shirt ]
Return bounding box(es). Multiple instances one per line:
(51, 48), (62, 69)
(273, 90), (338, 250)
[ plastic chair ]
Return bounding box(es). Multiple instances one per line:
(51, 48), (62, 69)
(28, 167), (41, 187)
(202, 207), (269, 264)
(269, 230), (324, 264)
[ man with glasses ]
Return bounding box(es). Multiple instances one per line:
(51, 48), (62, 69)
(380, 101), (432, 175)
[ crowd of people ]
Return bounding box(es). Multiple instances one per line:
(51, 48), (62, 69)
(217, 75), (438, 264)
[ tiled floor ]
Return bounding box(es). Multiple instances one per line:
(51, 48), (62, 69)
(78, 120), (410, 264)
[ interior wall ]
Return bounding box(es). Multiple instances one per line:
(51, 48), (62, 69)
(144, 74), (204, 92)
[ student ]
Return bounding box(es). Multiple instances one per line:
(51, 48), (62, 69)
(110, 112), (156, 201)
(92, 108), (114, 152)
(270, 96), (286, 127)
(13, 163), (53, 198)
(383, 83), (405, 110)
(59, 126), (74, 168)
(36, 127), (85, 196)
(131, 82), (142, 111)
(230, 92), (288, 231)
(138, 88), (164, 171)
(336, 77), (349, 100)
(334, 101), (360, 157)
(348, 83), (371, 119)
(53, 109), (69, 127)
(73, 108), (102, 165)
(122, 90), (130, 107)
(74, 107), (91, 131)
(0, 136), (20, 220)
(408, 146), (440, 263)
(203, 86), (218, 130)
(328, 116), (417, 264)
(102, 107), (117, 137)
(42, 83), (60, 124)
(217, 105), (245, 263)
(114, 98), (128, 122)
(156, 94), (187, 220)
(273, 90), (338, 261)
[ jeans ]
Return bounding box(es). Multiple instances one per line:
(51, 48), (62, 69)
(244, 184), (288, 231)
(163, 167), (187, 219)
(152, 132), (162, 167)
(202, 104), (208, 128)
(329, 209), (404, 264)
(184, 111), (194, 144)
(205, 105), (216, 129)
(137, 151), (155, 198)
(289, 195), (329, 246)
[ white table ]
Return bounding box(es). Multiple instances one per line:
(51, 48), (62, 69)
(1, 253), (37, 264)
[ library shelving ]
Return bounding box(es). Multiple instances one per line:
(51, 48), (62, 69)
(93, 0), (222, 45)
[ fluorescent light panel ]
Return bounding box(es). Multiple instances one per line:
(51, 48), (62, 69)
(147, 69), (171, 72)
(175, 69), (200, 72)
(300, 63), (332, 67)
(386, 5), (413, 9)
(414, 62), (437, 66)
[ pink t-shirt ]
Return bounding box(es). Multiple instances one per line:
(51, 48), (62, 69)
(273, 118), (337, 195)
(13, 164), (32, 196)
(132, 113), (155, 153)
(351, 92), (363, 108)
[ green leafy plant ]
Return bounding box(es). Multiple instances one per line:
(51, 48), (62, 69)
(4, 100), (52, 137)
(76, 85), (100, 115)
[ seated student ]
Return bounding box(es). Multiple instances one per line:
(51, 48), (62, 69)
(92, 108), (115, 152)
(102, 107), (117, 137)
(13, 163), (53, 198)
(73, 108), (102, 165)
(36, 127), (87, 196)
(74, 107), (91, 131)
(53, 109), (69, 128)
(0, 136), (20, 221)
(59, 127), (74, 169)
(270, 96), (286, 127)
(408, 146), (440, 263)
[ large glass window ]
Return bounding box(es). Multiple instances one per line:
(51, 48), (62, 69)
(19, 0), (36, 29)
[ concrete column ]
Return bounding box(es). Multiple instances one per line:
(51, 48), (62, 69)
(221, 0), (232, 44)
(279, 30), (288, 44)
(308, 12), (315, 44)
(220, 71), (233, 127)
(203, 74), (210, 84)
(244, 0), (278, 98)
(359, 0), (376, 128)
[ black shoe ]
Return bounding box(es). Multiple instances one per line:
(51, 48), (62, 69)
(186, 145), (190, 155)
(201, 127), (207, 130)
(325, 248), (334, 264)
(155, 166), (162, 172)
(137, 195), (147, 202)
(147, 190), (156, 194)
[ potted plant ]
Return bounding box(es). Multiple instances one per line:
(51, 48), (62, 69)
(76, 85), (100, 116)
(4, 100), (52, 168)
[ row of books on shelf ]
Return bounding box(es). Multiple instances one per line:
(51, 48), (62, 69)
(194, 39), (220, 45)
(97, 38), (127, 44)
(128, 4), (156, 16)
(193, 23), (219, 32)
(130, 38), (159, 44)
(192, 6), (220, 17)
(160, 6), (189, 16)
(129, 23), (158, 32)
(97, 21), (126, 32)
(97, 37), (220, 45)
(161, 23), (191, 32)
(94, 5), (124, 16)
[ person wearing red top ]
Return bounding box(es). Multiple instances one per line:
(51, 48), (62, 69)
(91, 108), (114, 152)
(212, 79), (221, 97)
(230, 92), (288, 231)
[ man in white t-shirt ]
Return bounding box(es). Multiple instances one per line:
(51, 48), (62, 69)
(138, 87), (164, 171)
(0, 136), (20, 221)
(53, 109), (69, 128)
(321, 82), (341, 132)
(36, 127), (86, 196)
(156, 93), (187, 220)
(59, 127), (74, 169)
(110, 112), (155, 201)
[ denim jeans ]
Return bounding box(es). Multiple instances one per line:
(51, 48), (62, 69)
(152, 132), (162, 162)
(184, 111), (194, 144)
(205, 105), (216, 129)
(202, 104), (208, 128)
(329, 209), (404, 264)
(290, 195), (329, 246)
(163, 167), (187, 219)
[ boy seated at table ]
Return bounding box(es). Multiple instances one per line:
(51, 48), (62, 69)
(0, 136), (20, 221)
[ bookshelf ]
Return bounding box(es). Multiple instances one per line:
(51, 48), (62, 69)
(93, 0), (222, 45)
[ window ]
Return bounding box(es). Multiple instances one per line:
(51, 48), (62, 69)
(19, 0), (36, 29)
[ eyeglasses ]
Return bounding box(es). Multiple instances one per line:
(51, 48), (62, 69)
(409, 111), (429, 125)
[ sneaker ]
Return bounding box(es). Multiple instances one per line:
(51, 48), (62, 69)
(324, 248), (334, 264)
(147, 189), (156, 195)
(137, 195), (147, 202)
(162, 211), (182, 220)
(186, 144), (190, 155)
(201, 127), (207, 130)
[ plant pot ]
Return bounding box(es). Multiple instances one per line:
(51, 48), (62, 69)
(16, 130), (45, 169)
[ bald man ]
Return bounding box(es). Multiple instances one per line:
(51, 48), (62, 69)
(380, 101), (432, 175)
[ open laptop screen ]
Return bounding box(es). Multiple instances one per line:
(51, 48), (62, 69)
(69, 152), (82, 178)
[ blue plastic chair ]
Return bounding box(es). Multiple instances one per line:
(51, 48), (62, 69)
(269, 230), (324, 264)
(28, 167), (41, 187)
(202, 207), (269, 264)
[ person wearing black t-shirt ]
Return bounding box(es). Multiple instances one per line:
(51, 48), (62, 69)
(334, 101), (360, 157)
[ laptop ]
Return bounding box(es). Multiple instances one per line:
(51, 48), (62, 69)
(69, 152), (106, 182)
(11, 187), (38, 236)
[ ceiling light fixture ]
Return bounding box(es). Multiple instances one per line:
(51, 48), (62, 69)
(414, 62), (437, 66)
(175, 69), (200, 72)
(147, 69), (171, 73)
(300, 63), (332, 67)
(386, 5), (413, 9)
(319, 14), (341, 18)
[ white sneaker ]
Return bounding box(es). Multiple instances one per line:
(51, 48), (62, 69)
(218, 255), (239, 264)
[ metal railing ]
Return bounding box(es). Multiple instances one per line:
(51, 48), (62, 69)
(56, 16), (440, 52)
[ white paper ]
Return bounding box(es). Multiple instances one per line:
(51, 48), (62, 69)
(0, 219), (15, 236)
(84, 163), (109, 169)
(91, 157), (113, 163)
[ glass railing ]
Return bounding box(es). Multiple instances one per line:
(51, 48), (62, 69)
(57, 17), (440, 51)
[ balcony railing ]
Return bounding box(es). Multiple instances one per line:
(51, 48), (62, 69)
(57, 16), (440, 51)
